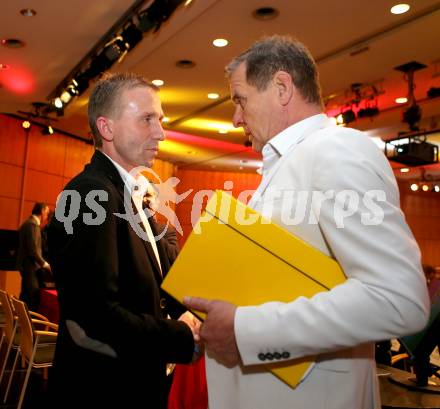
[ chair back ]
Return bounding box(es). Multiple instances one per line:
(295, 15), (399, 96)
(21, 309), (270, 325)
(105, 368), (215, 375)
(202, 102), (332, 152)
(10, 298), (34, 360)
(0, 290), (16, 343)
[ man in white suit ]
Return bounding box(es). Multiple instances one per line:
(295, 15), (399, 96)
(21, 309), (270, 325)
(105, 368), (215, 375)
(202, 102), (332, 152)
(185, 36), (429, 409)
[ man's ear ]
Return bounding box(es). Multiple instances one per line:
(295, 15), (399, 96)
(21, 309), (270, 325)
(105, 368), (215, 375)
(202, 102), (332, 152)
(96, 116), (114, 142)
(274, 71), (293, 106)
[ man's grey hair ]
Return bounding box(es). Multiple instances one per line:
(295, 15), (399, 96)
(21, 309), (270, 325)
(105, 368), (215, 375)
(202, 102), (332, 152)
(226, 35), (322, 107)
(88, 72), (158, 149)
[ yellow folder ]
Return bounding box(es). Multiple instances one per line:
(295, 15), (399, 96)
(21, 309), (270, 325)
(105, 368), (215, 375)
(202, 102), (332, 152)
(161, 190), (346, 388)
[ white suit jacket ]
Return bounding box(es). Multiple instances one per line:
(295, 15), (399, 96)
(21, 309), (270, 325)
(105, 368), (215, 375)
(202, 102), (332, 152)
(205, 114), (429, 409)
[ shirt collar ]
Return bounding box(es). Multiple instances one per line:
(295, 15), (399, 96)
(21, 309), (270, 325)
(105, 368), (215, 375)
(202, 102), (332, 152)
(267, 113), (330, 156)
(101, 152), (150, 197)
(260, 114), (330, 175)
(31, 214), (40, 226)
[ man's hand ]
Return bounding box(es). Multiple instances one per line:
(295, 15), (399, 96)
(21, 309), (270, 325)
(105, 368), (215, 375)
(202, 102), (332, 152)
(184, 296), (240, 368)
(178, 311), (201, 342)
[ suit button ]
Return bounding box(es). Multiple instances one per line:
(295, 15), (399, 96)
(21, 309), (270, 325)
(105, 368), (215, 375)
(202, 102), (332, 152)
(258, 353), (266, 361)
(273, 352), (281, 360)
(265, 353), (274, 360)
(281, 351), (290, 359)
(159, 298), (167, 309)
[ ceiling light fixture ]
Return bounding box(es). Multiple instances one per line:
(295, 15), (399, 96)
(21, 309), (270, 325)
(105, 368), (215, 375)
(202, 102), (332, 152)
(22, 120), (31, 130)
(218, 129), (228, 134)
(400, 168), (410, 173)
(410, 183), (418, 191)
(252, 7), (279, 20)
(152, 79), (164, 86)
(207, 93), (220, 99)
(1, 38), (25, 48)
(42, 125), (54, 135)
(395, 97), (408, 104)
(162, 117), (170, 123)
(390, 4), (410, 14)
(176, 59), (195, 69)
(20, 8), (37, 17)
(213, 38), (228, 47)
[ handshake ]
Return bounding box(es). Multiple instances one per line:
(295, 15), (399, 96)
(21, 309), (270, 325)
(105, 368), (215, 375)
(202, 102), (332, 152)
(178, 310), (204, 361)
(178, 297), (240, 368)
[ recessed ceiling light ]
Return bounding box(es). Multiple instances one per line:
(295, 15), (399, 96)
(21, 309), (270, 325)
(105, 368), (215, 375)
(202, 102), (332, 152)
(152, 79), (164, 86)
(400, 168), (410, 173)
(1, 38), (25, 48)
(20, 8), (37, 17)
(213, 38), (228, 47)
(208, 93), (220, 99)
(252, 7), (279, 20)
(390, 4), (410, 14)
(176, 59), (195, 69)
(0, 63), (10, 70)
(422, 184), (429, 192)
(410, 183), (418, 191)
(395, 97), (408, 104)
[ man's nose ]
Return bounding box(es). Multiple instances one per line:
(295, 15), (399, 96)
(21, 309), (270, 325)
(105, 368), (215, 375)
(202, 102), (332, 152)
(232, 106), (244, 129)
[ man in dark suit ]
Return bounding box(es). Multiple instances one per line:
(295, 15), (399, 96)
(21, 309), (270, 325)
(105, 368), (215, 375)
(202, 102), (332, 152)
(16, 202), (50, 310)
(48, 72), (198, 409)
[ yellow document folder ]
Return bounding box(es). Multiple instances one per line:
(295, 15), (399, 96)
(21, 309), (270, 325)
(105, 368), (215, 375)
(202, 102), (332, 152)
(161, 190), (346, 388)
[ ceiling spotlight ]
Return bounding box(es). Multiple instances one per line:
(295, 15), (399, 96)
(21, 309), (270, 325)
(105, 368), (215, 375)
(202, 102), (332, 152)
(20, 8), (36, 17)
(395, 97), (408, 104)
(60, 91), (72, 104)
(152, 79), (164, 86)
(42, 125), (54, 135)
(357, 107), (379, 119)
(434, 185), (440, 193)
(54, 98), (63, 109)
(427, 87), (440, 99)
(422, 184), (429, 192)
(208, 93), (220, 99)
(22, 120), (31, 130)
(400, 168), (410, 173)
(390, 4), (410, 14)
(410, 183), (418, 191)
(121, 22), (143, 50)
(336, 109), (356, 125)
(213, 38), (228, 47)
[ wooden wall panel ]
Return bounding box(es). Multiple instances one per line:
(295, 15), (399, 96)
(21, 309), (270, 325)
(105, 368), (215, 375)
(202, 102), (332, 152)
(398, 181), (440, 267)
(0, 197), (20, 230)
(27, 131), (66, 175)
(0, 163), (23, 199)
(64, 138), (94, 179)
(24, 170), (65, 207)
(175, 169), (262, 244)
(0, 115), (26, 166)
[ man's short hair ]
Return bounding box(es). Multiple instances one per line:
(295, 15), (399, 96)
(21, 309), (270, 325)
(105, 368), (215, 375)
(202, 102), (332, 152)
(88, 72), (158, 149)
(225, 35), (322, 107)
(32, 202), (48, 216)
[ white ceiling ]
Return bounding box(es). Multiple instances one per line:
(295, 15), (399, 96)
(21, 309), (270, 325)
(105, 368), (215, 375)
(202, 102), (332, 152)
(1, 0), (440, 177)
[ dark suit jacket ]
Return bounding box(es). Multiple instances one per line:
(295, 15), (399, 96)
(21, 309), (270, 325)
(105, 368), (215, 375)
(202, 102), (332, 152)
(48, 151), (194, 409)
(17, 216), (45, 273)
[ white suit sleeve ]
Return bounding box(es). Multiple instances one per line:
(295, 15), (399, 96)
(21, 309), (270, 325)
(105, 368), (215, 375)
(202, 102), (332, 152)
(235, 129), (430, 366)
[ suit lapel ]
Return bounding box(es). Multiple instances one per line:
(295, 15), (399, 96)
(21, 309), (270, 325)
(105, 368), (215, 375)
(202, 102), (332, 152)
(90, 151), (164, 283)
